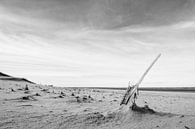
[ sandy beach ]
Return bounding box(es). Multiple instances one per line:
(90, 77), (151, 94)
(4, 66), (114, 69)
(1, 1), (195, 129)
(0, 79), (195, 129)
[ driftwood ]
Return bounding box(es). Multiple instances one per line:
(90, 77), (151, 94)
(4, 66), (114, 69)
(120, 54), (161, 106)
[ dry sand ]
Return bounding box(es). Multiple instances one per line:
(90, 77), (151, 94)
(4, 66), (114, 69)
(0, 80), (195, 129)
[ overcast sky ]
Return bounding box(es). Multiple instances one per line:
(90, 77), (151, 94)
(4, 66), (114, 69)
(0, 0), (195, 87)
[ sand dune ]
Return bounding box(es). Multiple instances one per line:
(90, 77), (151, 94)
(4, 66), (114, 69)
(0, 72), (11, 77)
(0, 77), (195, 129)
(0, 72), (34, 84)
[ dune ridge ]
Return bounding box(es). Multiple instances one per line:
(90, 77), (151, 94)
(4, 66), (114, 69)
(0, 72), (34, 84)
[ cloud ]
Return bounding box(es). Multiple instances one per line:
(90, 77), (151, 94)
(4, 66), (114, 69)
(0, 0), (195, 87)
(172, 21), (195, 29)
(1, 0), (195, 29)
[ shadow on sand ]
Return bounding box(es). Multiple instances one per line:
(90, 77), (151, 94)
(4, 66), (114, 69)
(130, 103), (175, 117)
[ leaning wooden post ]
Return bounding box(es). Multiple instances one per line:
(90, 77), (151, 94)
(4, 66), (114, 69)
(120, 54), (161, 106)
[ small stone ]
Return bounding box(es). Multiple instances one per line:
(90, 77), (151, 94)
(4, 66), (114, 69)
(184, 126), (190, 129)
(25, 85), (29, 91)
(35, 93), (41, 96)
(11, 88), (15, 92)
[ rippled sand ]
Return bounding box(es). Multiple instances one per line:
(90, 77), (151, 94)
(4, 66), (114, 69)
(0, 80), (195, 129)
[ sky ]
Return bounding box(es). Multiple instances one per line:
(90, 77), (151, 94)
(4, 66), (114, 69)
(0, 0), (195, 87)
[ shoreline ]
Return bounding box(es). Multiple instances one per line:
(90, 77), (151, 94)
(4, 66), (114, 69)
(63, 87), (195, 92)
